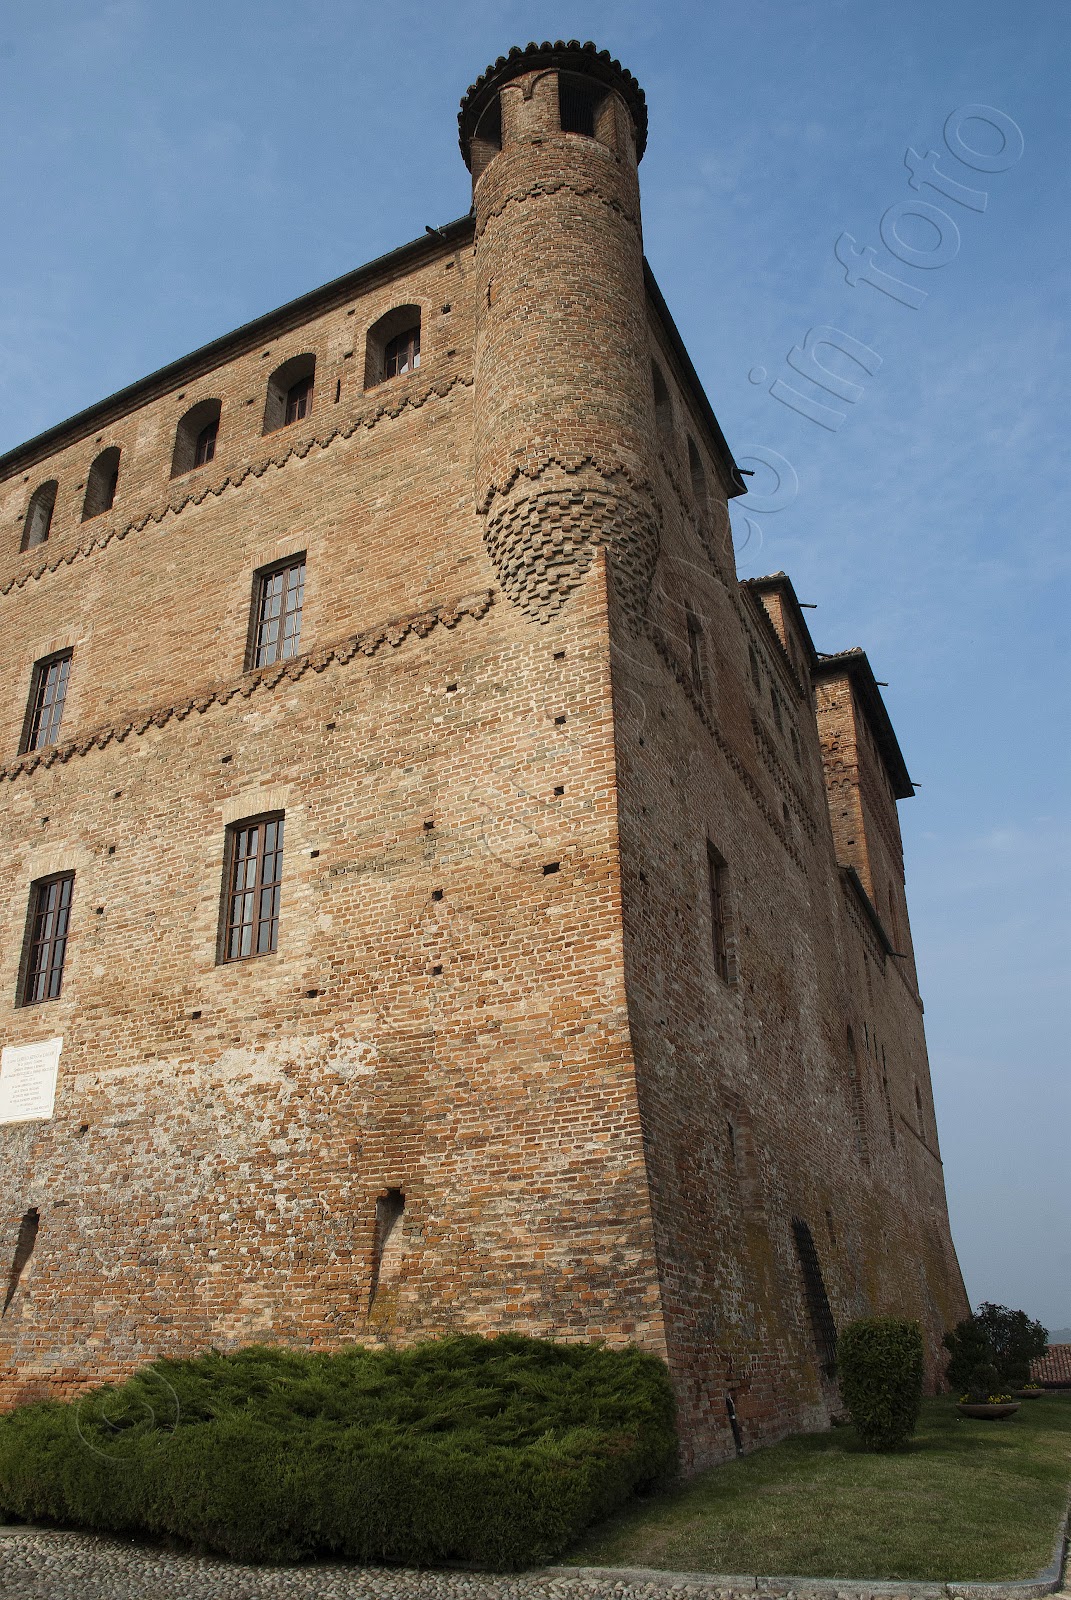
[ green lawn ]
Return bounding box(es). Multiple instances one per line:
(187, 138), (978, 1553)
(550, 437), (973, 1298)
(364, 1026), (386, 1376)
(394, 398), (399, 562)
(565, 1397), (1071, 1582)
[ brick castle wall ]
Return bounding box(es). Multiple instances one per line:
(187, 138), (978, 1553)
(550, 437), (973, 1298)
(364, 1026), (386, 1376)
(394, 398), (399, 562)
(0, 42), (967, 1466)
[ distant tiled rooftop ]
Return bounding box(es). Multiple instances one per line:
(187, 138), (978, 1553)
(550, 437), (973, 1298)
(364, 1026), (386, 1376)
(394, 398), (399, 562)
(1031, 1344), (1071, 1386)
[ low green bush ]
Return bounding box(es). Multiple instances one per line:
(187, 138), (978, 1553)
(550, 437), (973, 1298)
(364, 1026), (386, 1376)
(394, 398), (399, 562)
(837, 1318), (924, 1451)
(0, 1335), (677, 1567)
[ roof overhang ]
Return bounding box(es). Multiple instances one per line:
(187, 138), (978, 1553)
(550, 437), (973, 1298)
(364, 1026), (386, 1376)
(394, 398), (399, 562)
(813, 648), (915, 799)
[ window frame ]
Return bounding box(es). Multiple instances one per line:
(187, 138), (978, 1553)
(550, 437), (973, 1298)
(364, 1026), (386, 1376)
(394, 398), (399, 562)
(218, 813), (286, 965)
(20, 650), (73, 754)
(383, 325), (420, 381)
(246, 554), (307, 671)
(19, 871), (75, 1006)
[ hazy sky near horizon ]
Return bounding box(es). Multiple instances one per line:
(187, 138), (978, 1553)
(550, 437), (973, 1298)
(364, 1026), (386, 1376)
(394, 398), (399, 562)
(0, 3), (1066, 1328)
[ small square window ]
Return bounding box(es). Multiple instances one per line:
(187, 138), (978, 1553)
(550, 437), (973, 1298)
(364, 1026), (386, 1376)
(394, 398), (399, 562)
(21, 651), (72, 754)
(220, 815), (285, 963)
(248, 557), (306, 669)
(20, 873), (75, 1004)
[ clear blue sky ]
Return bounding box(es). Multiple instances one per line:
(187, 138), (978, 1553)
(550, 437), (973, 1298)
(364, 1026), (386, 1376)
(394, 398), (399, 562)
(0, 3), (1066, 1330)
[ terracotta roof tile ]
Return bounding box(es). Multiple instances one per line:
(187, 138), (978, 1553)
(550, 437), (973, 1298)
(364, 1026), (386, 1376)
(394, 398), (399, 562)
(1031, 1345), (1071, 1385)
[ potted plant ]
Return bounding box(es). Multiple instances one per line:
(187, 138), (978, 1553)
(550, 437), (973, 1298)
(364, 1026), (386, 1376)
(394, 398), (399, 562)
(957, 1361), (1020, 1419)
(1014, 1383), (1043, 1399)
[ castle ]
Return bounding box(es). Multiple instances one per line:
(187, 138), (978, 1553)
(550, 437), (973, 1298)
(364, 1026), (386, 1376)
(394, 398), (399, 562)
(0, 42), (967, 1469)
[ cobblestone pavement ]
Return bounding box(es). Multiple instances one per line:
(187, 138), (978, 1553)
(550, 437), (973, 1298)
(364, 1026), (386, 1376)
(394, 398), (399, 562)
(0, 1530), (714, 1600)
(0, 1531), (1065, 1600)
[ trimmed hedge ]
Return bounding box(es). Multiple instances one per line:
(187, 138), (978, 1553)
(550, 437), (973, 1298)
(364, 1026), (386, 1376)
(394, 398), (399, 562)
(0, 1335), (677, 1567)
(838, 1318), (924, 1451)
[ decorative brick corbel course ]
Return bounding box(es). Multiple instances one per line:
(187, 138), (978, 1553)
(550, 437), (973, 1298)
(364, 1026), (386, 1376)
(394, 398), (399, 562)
(0, 589), (494, 785)
(1, 373), (474, 598)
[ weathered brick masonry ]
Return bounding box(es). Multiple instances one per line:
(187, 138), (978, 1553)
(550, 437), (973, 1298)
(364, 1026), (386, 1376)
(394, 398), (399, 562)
(0, 40), (967, 1469)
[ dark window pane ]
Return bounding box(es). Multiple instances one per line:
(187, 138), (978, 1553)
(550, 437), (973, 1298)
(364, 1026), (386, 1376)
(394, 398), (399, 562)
(194, 421), (217, 466)
(22, 874), (74, 1004)
(285, 376), (313, 424)
(252, 560), (305, 668)
(384, 327), (420, 379)
(24, 653), (72, 753)
(223, 816), (284, 963)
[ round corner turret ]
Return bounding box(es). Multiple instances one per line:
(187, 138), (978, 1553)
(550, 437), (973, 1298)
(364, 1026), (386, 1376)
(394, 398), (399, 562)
(458, 40), (647, 186)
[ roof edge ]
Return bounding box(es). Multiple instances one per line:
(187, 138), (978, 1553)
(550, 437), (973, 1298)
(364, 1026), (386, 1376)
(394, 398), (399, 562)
(814, 648), (914, 799)
(0, 215), (475, 482)
(740, 572), (820, 668)
(643, 260), (745, 500)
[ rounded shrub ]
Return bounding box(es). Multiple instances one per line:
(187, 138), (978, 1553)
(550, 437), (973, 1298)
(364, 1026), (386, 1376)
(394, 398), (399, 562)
(838, 1317), (924, 1451)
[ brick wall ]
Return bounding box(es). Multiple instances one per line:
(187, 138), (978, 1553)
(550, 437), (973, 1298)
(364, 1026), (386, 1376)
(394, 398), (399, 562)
(0, 41), (968, 1467)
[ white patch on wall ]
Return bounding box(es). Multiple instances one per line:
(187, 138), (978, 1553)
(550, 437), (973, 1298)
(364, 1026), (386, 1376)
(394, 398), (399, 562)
(0, 1036), (63, 1124)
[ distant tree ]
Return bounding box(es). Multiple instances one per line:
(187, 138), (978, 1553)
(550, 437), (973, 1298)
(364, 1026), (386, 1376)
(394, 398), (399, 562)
(944, 1303), (1048, 1392)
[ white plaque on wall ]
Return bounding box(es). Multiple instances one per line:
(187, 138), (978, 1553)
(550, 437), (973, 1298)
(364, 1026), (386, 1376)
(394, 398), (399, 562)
(0, 1037), (63, 1125)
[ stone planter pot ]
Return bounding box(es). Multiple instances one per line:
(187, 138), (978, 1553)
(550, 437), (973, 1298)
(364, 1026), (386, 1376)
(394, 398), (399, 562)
(1014, 1389), (1043, 1399)
(957, 1401), (1020, 1419)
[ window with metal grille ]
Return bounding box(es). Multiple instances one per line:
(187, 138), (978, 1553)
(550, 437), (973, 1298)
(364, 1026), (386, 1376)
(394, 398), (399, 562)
(220, 815), (284, 962)
(21, 480), (58, 551)
(791, 1216), (838, 1375)
(22, 652), (72, 753)
(249, 557), (305, 669)
(20, 874), (74, 1005)
(384, 326), (420, 379)
(706, 840), (732, 984)
(686, 609), (706, 699)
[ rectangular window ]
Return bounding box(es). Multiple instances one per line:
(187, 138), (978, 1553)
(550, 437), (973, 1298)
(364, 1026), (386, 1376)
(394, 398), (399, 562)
(706, 840), (732, 984)
(249, 557), (305, 669)
(284, 376), (313, 425)
(22, 651), (72, 753)
(20, 873), (74, 1004)
(221, 815), (284, 962)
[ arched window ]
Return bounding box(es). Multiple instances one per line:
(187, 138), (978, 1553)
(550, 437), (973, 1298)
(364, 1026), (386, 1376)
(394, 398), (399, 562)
(263, 354), (316, 435)
(652, 361), (673, 438)
(365, 306), (421, 388)
(558, 73), (612, 144)
(21, 480), (58, 551)
(82, 447), (120, 521)
(170, 398), (222, 477)
(470, 94), (502, 181)
(688, 435), (708, 510)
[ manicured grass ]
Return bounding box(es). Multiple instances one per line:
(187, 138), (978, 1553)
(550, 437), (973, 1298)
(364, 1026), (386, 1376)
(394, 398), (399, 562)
(566, 1396), (1071, 1582)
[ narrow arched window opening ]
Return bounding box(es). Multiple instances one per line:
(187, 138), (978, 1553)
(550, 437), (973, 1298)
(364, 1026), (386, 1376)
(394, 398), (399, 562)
(3, 1208), (40, 1316)
(688, 435), (708, 510)
(171, 398), (222, 477)
(652, 361), (673, 438)
(369, 1188), (406, 1310)
(263, 354), (316, 435)
(21, 480), (58, 551)
(82, 447), (120, 521)
(365, 306), (421, 388)
(470, 94), (502, 181)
